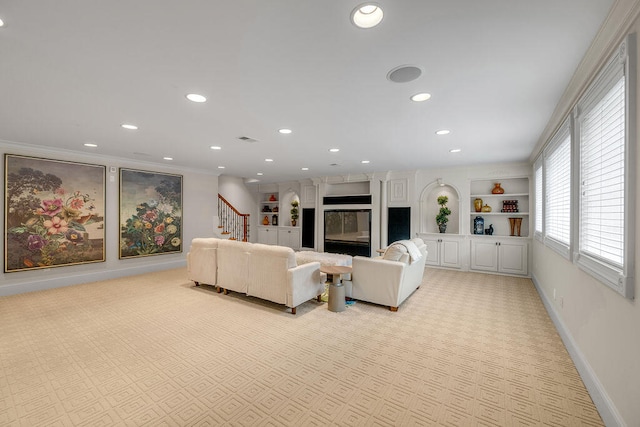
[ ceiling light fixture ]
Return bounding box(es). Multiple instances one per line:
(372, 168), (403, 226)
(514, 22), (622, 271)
(186, 93), (207, 103)
(361, 160), (370, 164)
(265, 158), (273, 162)
(449, 148), (461, 153)
(329, 148), (340, 153)
(411, 93), (431, 102)
(121, 124), (138, 130)
(218, 166), (225, 169)
(301, 167), (309, 171)
(436, 129), (450, 135)
(0, 18), (4, 27)
(257, 172), (264, 176)
(278, 128), (292, 134)
(351, 3), (384, 28)
(210, 145), (221, 150)
(163, 157), (173, 160)
(83, 143), (98, 148)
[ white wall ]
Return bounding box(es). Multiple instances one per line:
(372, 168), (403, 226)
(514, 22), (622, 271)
(529, 2), (640, 424)
(0, 140), (218, 296)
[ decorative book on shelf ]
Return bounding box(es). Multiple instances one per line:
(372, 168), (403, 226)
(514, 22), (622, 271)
(501, 200), (519, 213)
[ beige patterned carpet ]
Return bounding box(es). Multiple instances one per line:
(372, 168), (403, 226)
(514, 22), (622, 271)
(0, 267), (603, 426)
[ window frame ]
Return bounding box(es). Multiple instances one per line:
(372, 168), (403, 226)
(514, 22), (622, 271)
(573, 34), (636, 299)
(534, 157), (543, 242)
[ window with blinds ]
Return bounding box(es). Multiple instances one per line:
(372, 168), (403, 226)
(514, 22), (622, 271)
(580, 76), (625, 266)
(534, 160), (543, 238)
(574, 34), (635, 299)
(544, 123), (571, 256)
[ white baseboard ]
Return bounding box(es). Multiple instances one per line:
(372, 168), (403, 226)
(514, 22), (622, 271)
(531, 273), (624, 427)
(0, 259), (186, 297)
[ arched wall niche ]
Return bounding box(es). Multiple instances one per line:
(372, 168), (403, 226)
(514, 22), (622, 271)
(281, 189), (300, 227)
(419, 181), (460, 234)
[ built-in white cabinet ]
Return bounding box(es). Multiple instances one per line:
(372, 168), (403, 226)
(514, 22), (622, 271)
(257, 227), (278, 245)
(278, 227), (300, 250)
(423, 235), (461, 269)
(470, 238), (528, 276)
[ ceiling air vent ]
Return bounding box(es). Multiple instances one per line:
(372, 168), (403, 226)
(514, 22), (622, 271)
(237, 136), (258, 143)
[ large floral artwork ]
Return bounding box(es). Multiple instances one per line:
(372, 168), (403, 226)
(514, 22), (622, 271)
(4, 154), (106, 272)
(119, 168), (183, 258)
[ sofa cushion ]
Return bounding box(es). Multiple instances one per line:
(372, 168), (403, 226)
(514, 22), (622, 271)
(383, 243), (408, 261)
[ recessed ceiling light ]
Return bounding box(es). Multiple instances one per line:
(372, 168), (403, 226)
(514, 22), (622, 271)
(210, 145), (222, 150)
(83, 143), (98, 148)
(163, 157), (173, 160)
(301, 167), (309, 171)
(121, 124), (138, 130)
(329, 148), (340, 153)
(411, 93), (431, 102)
(218, 166), (225, 169)
(0, 18), (4, 27)
(257, 172), (264, 176)
(265, 159), (273, 162)
(351, 3), (384, 28)
(449, 148), (461, 153)
(436, 130), (451, 135)
(186, 93), (207, 103)
(278, 128), (292, 134)
(361, 160), (370, 164)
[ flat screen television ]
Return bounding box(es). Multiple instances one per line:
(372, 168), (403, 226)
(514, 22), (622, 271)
(324, 209), (371, 257)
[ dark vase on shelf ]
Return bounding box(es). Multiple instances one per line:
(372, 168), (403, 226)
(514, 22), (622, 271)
(272, 215), (278, 226)
(491, 183), (505, 194)
(438, 224), (447, 233)
(474, 216), (485, 235)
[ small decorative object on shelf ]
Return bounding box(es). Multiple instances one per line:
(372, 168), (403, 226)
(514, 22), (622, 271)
(272, 206), (279, 213)
(481, 204), (492, 212)
(262, 215), (270, 226)
(485, 224), (494, 235)
(491, 183), (505, 194)
(262, 205), (271, 212)
(502, 200), (519, 212)
(436, 195), (451, 233)
(272, 214), (278, 226)
(269, 194), (277, 201)
(509, 217), (523, 236)
(474, 198), (483, 212)
(474, 216), (485, 235)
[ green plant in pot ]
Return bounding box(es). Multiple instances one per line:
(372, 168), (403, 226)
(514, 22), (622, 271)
(290, 200), (299, 226)
(436, 195), (451, 233)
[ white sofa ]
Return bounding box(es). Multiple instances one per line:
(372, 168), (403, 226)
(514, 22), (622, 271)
(350, 238), (427, 311)
(187, 238), (326, 314)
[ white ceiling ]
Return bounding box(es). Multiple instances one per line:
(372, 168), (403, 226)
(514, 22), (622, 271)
(0, 1), (614, 184)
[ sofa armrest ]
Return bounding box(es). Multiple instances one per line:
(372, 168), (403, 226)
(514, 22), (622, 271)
(286, 262), (326, 308)
(351, 256), (406, 307)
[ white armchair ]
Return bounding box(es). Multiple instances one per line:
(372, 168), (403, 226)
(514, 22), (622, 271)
(350, 238), (427, 311)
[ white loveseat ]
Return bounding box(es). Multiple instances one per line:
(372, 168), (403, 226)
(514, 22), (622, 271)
(350, 238), (427, 311)
(187, 238), (326, 314)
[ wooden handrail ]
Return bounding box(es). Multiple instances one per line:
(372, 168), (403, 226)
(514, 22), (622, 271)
(218, 194), (250, 218)
(218, 194), (250, 241)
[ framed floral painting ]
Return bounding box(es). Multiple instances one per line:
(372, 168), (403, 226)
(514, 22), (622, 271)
(4, 154), (106, 272)
(119, 168), (183, 258)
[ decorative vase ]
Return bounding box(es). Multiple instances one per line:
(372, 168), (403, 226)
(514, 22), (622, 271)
(509, 217), (523, 236)
(474, 216), (484, 235)
(269, 194), (276, 201)
(291, 219), (297, 227)
(491, 183), (505, 194)
(272, 215), (278, 226)
(481, 204), (492, 212)
(438, 224), (447, 233)
(262, 215), (269, 226)
(474, 198), (483, 212)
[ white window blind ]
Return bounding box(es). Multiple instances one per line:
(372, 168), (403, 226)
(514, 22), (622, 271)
(545, 127), (571, 247)
(579, 75), (625, 267)
(534, 161), (543, 236)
